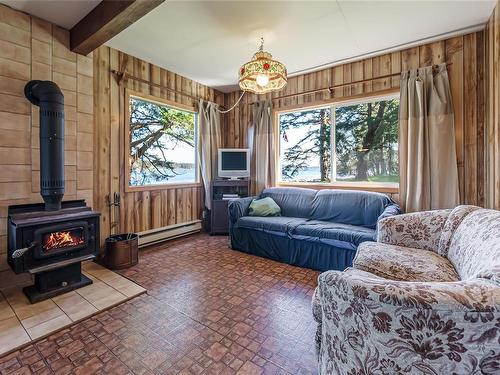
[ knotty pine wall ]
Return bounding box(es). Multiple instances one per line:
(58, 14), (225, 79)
(486, 0), (500, 210)
(93, 46), (225, 244)
(223, 32), (486, 207)
(0, 5), (94, 287)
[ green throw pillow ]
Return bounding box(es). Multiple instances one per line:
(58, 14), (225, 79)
(248, 197), (281, 217)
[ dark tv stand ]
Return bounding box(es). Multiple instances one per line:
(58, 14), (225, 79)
(210, 179), (250, 235)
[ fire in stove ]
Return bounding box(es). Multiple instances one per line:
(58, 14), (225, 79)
(43, 230), (85, 252)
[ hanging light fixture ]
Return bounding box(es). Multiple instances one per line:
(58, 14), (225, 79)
(239, 37), (287, 94)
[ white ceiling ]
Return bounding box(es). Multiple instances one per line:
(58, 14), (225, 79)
(106, 0), (496, 92)
(2, 0), (100, 29)
(2, 1), (496, 92)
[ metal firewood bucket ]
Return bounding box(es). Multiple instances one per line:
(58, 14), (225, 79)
(104, 233), (139, 270)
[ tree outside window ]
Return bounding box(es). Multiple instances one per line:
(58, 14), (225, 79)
(279, 97), (399, 184)
(128, 96), (197, 187)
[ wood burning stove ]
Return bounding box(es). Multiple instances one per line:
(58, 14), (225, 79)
(6, 80), (100, 304)
(8, 201), (100, 303)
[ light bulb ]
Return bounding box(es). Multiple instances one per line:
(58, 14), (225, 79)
(256, 74), (269, 87)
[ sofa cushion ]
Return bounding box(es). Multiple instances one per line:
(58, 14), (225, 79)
(237, 216), (306, 234)
(293, 221), (375, 250)
(310, 189), (395, 229)
(448, 209), (500, 283)
(354, 242), (460, 282)
(261, 187), (316, 218)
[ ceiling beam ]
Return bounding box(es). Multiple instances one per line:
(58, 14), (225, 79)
(70, 0), (165, 55)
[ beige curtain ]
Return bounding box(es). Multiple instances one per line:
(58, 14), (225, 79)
(399, 63), (459, 212)
(198, 100), (220, 210)
(248, 99), (276, 195)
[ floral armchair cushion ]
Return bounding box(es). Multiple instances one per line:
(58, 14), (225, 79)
(376, 205), (482, 257)
(437, 205), (481, 257)
(315, 268), (500, 375)
(376, 209), (452, 252)
(353, 242), (460, 282)
(447, 209), (500, 284)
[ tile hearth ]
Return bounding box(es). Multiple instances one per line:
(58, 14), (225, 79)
(0, 262), (146, 356)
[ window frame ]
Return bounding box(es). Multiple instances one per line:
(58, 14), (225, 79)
(124, 89), (201, 192)
(275, 91), (400, 191)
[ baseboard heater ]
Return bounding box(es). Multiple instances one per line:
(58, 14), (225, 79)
(137, 220), (202, 248)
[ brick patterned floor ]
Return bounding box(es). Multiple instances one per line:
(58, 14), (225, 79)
(0, 234), (320, 375)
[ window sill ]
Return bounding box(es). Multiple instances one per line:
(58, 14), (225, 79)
(277, 181), (399, 194)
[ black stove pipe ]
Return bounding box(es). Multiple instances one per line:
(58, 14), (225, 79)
(24, 80), (65, 211)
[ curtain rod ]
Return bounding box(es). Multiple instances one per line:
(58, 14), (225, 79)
(113, 61), (451, 111)
(111, 70), (225, 108)
(247, 62), (453, 105)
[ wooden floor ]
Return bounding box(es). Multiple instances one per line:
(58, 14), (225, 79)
(0, 234), (320, 374)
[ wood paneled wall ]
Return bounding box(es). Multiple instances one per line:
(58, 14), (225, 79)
(223, 32), (486, 206)
(93, 46), (224, 244)
(0, 4), (94, 287)
(486, 0), (500, 210)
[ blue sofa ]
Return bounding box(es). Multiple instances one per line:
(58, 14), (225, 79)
(228, 187), (400, 271)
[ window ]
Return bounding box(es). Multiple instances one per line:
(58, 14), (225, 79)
(127, 93), (198, 187)
(279, 96), (399, 184)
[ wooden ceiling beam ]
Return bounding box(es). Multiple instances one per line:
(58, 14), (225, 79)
(70, 0), (165, 55)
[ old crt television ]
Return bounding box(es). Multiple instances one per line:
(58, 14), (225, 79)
(218, 148), (250, 179)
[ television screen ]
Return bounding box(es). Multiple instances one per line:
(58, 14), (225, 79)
(221, 151), (247, 171)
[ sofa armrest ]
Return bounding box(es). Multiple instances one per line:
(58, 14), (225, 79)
(376, 209), (452, 252)
(316, 268), (500, 374)
(377, 203), (401, 222)
(228, 196), (257, 225)
(318, 268), (499, 313)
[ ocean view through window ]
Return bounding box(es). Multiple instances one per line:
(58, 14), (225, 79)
(279, 96), (399, 184)
(128, 95), (198, 187)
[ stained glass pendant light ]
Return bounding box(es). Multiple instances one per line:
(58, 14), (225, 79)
(239, 38), (287, 94)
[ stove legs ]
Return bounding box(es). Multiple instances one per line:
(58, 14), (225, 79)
(23, 262), (92, 304)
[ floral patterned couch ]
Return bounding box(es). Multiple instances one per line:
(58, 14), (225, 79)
(312, 205), (500, 375)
